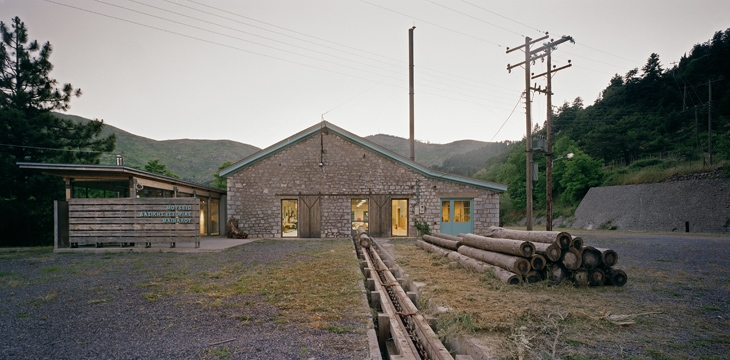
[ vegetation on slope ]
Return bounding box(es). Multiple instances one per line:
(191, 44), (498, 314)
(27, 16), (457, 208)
(477, 28), (730, 223)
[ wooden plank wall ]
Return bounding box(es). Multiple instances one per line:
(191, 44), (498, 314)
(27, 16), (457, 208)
(69, 198), (200, 246)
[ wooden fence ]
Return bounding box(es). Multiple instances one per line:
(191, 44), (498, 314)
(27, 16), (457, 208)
(68, 198), (200, 248)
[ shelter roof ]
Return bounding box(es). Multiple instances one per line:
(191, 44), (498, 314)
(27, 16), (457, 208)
(17, 162), (225, 194)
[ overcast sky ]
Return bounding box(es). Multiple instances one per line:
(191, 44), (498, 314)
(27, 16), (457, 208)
(3, 0), (729, 149)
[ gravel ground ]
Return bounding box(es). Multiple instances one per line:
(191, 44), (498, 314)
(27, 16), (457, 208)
(0, 240), (370, 359)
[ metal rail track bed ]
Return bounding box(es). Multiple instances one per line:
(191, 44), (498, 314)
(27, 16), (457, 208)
(356, 229), (455, 360)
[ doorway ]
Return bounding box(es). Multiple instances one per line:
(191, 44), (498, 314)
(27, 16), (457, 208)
(440, 199), (473, 235)
(391, 199), (408, 236)
(281, 199), (298, 237)
(351, 198), (369, 234)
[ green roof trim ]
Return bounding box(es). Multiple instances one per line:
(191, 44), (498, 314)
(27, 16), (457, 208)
(219, 121), (507, 192)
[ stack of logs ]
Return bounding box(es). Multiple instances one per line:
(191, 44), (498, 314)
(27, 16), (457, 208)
(415, 226), (627, 286)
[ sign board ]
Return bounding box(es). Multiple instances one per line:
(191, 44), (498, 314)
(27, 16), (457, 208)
(68, 197), (200, 246)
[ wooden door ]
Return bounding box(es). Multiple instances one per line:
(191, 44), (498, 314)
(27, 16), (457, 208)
(299, 195), (321, 238)
(369, 195), (391, 237)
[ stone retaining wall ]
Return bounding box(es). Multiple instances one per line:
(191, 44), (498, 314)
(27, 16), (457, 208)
(573, 178), (730, 233)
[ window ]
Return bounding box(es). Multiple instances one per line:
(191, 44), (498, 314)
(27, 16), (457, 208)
(454, 200), (471, 222)
(210, 198), (220, 236)
(441, 200), (450, 222)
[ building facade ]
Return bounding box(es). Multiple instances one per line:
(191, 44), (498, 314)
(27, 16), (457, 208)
(221, 122), (506, 238)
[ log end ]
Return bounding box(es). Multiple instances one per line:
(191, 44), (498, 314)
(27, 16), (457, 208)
(524, 270), (542, 284)
(521, 242), (535, 258)
(608, 268), (628, 287)
(557, 232), (572, 249)
(602, 250), (619, 267)
(572, 236), (584, 250)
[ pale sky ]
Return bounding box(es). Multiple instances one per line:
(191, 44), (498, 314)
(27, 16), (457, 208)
(3, 0), (729, 149)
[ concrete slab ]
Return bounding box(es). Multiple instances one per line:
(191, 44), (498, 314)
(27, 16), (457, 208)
(53, 236), (257, 253)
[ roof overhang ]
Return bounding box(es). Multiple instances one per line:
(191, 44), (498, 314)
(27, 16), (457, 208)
(17, 162), (226, 195)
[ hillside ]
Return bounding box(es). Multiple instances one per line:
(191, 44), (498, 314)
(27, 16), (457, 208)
(53, 114), (505, 183)
(476, 28), (730, 223)
(364, 134), (505, 172)
(54, 113), (261, 185)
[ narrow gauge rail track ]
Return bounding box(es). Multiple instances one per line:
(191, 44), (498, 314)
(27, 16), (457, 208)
(357, 229), (453, 360)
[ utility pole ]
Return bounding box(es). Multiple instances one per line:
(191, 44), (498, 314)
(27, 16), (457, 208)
(507, 33), (572, 231)
(409, 26), (416, 162)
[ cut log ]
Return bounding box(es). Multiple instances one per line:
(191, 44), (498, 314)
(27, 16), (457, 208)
(589, 268), (605, 287)
(422, 234), (460, 251)
(533, 242), (562, 262)
(415, 240), (452, 257)
(580, 246), (602, 271)
(458, 245), (531, 275)
(548, 263), (567, 285)
(572, 236), (584, 250)
(432, 233), (462, 242)
(605, 267), (628, 287)
(458, 233), (535, 258)
(573, 267), (589, 287)
(530, 254), (547, 271)
(446, 252), (522, 285)
(595, 248), (619, 267)
(561, 247), (583, 270)
(484, 226), (572, 249)
(524, 270), (542, 283)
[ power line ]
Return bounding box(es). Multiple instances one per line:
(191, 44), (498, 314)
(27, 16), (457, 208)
(0, 143), (110, 153)
(456, 0), (546, 35)
(357, 0), (503, 47)
(424, 0), (524, 37)
(93, 0), (404, 81)
(490, 92), (525, 141)
(183, 0), (402, 65)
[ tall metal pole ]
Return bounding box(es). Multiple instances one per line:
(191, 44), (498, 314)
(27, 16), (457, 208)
(409, 26), (416, 162)
(524, 36), (533, 231)
(545, 48), (553, 231)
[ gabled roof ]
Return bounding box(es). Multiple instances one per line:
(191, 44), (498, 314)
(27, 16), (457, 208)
(219, 121), (507, 192)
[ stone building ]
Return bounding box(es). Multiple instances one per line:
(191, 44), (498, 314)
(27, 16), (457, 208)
(220, 122), (506, 238)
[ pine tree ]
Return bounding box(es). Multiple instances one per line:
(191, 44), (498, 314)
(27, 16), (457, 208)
(0, 17), (116, 246)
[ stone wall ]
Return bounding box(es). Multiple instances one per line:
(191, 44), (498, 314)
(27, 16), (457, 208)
(226, 132), (500, 238)
(573, 178), (730, 233)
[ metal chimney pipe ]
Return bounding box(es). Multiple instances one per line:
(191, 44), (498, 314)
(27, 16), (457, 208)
(409, 26), (416, 162)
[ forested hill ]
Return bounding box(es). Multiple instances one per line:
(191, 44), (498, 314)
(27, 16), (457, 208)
(365, 134), (507, 175)
(54, 114), (506, 184)
(553, 28), (730, 166)
(477, 28), (730, 220)
(54, 113), (261, 184)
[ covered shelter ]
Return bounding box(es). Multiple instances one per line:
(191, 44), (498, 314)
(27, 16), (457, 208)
(18, 162), (226, 249)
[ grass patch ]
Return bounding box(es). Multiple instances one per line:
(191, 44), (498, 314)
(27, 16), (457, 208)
(16, 312), (30, 319)
(42, 266), (61, 274)
(29, 290), (58, 306)
(0, 271), (13, 277)
(324, 324), (355, 333)
(87, 296), (113, 305)
(143, 292), (163, 303)
(702, 305), (721, 311)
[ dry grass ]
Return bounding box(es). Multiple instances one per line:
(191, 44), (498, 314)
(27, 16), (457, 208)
(611, 160), (729, 186)
(141, 240), (369, 330)
(389, 239), (730, 359)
